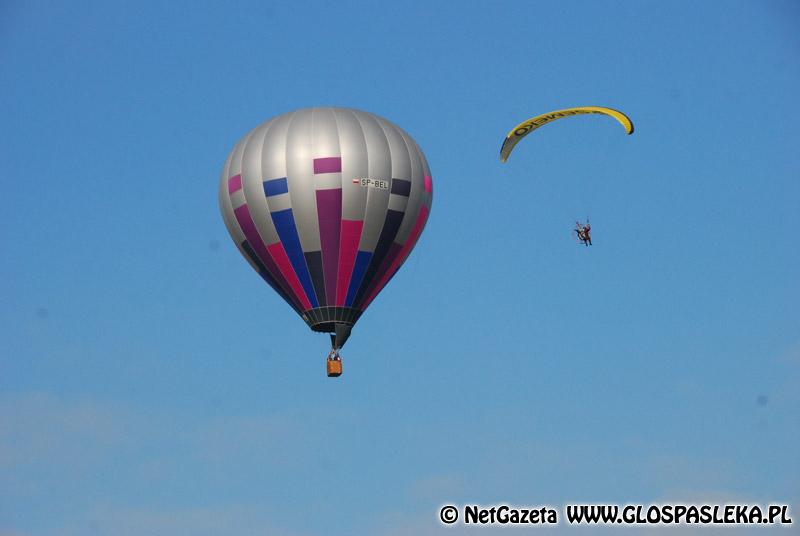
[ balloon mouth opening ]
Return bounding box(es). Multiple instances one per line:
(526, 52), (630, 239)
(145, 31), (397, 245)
(300, 307), (360, 349)
(302, 306), (362, 333)
(311, 323), (338, 333)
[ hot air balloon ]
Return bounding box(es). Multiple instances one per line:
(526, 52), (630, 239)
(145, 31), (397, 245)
(219, 107), (433, 376)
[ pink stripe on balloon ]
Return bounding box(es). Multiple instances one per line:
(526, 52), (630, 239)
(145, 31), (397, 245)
(361, 205), (430, 310)
(228, 174), (243, 193)
(316, 188), (342, 305)
(313, 156), (342, 174)
(232, 204), (304, 311)
(423, 175), (432, 194)
(267, 242), (313, 310)
(336, 219), (364, 306)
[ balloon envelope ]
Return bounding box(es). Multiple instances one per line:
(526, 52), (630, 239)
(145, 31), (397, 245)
(219, 107), (433, 347)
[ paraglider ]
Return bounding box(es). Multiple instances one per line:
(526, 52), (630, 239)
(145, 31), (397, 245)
(219, 107), (433, 377)
(499, 106), (634, 163)
(499, 106), (633, 247)
(575, 220), (592, 246)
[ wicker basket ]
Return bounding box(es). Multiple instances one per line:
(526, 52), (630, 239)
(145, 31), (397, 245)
(327, 359), (342, 377)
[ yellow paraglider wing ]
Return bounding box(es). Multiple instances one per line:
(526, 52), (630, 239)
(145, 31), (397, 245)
(499, 106), (634, 163)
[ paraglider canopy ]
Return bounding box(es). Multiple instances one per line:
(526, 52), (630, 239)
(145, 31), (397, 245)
(499, 106), (634, 163)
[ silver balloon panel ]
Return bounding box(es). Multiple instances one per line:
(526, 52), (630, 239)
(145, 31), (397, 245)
(220, 107), (433, 338)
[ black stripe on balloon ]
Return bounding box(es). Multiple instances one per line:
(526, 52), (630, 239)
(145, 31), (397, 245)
(390, 178), (411, 197)
(304, 251), (327, 307)
(240, 240), (301, 314)
(352, 209), (404, 307)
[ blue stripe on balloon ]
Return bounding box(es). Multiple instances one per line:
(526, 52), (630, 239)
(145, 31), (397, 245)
(270, 208), (319, 308)
(263, 177), (289, 197)
(345, 250), (372, 307)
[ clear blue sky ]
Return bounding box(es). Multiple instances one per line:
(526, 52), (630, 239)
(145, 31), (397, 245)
(2, 1), (798, 534)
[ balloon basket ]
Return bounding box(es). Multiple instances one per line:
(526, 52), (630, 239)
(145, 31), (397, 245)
(327, 358), (342, 378)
